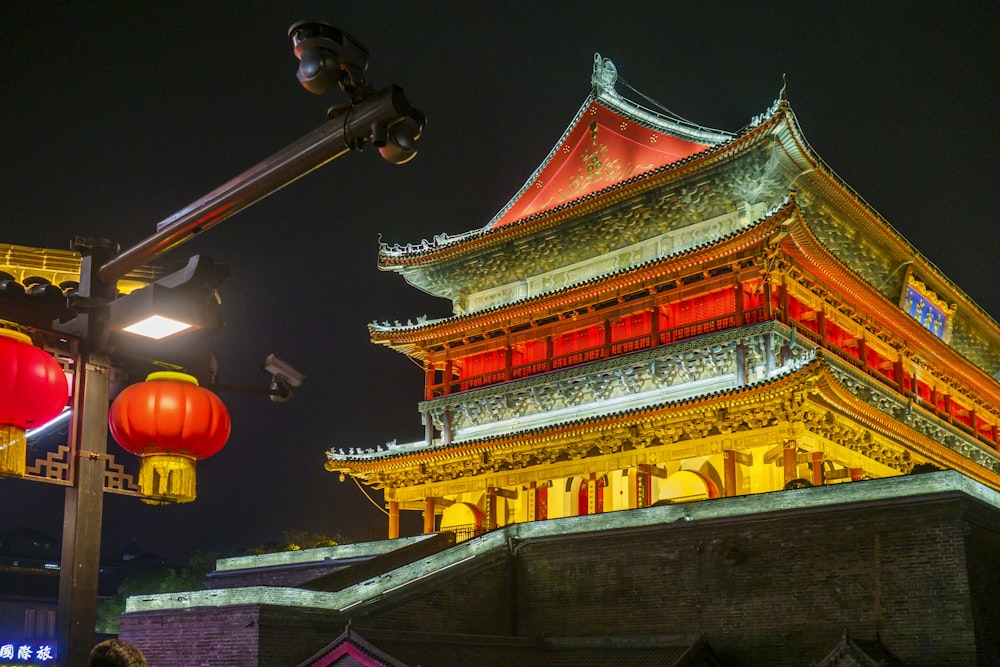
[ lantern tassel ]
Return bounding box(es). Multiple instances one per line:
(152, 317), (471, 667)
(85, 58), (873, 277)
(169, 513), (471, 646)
(0, 425), (27, 477)
(138, 454), (197, 504)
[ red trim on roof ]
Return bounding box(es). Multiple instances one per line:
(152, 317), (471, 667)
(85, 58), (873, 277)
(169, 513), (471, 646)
(491, 102), (709, 229)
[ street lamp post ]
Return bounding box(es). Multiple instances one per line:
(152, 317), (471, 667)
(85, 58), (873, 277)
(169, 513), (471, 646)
(1, 21), (424, 666)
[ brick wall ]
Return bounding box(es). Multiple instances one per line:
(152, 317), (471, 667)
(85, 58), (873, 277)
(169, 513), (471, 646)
(512, 496), (986, 666)
(120, 484), (1000, 666)
(120, 605), (345, 667)
(353, 549), (514, 636)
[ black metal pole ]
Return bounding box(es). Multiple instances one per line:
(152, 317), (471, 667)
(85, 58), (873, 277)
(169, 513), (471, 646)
(57, 239), (118, 667)
(57, 83), (420, 666)
(99, 86), (416, 283)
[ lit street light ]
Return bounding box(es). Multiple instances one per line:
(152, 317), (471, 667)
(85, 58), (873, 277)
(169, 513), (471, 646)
(0, 21), (423, 666)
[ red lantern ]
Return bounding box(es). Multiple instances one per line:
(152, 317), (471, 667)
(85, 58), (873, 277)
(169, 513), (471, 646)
(109, 371), (230, 504)
(0, 329), (69, 476)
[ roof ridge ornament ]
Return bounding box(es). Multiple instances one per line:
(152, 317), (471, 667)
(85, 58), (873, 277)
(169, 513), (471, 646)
(592, 53), (619, 97)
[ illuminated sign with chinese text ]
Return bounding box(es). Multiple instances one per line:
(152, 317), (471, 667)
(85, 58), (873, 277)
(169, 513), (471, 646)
(900, 273), (955, 342)
(0, 640), (57, 666)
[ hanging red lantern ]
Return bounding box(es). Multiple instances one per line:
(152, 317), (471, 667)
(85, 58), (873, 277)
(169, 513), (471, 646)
(109, 371), (230, 504)
(0, 329), (69, 476)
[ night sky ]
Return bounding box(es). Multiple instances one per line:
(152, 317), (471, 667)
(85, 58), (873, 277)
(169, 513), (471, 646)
(1, 2), (997, 564)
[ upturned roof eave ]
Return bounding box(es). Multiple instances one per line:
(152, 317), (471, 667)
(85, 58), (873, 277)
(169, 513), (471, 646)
(771, 106), (1000, 340)
(369, 196), (795, 351)
(779, 213), (1000, 406)
(326, 356), (820, 470)
(376, 74), (762, 273)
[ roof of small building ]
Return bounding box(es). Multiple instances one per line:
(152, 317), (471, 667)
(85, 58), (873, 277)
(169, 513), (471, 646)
(298, 627), (727, 667)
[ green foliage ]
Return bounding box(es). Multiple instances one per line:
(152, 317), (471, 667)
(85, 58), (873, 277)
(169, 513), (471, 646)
(95, 551), (217, 634)
(242, 530), (340, 556)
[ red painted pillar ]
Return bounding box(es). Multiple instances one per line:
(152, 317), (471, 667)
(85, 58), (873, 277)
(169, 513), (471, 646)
(423, 497), (436, 534)
(724, 450), (737, 497)
(778, 284), (789, 324)
(783, 441), (798, 486)
(443, 359), (454, 395)
(811, 451), (824, 486)
(388, 501), (400, 539)
(650, 306), (660, 347)
(424, 360), (435, 400)
(527, 481), (537, 521)
(635, 465), (650, 508)
(734, 282), (745, 326)
(486, 487), (497, 530)
(850, 468), (863, 482)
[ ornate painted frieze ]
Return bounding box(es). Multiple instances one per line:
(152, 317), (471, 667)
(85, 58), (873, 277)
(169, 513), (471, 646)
(422, 323), (803, 441)
(464, 204), (766, 313)
(394, 146), (790, 308)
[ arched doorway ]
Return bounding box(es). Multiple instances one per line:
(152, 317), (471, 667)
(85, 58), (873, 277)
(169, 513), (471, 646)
(657, 470), (719, 504)
(439, 502), (486, 542)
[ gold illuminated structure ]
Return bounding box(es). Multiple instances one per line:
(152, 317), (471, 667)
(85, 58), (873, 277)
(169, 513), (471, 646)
(327, 55), (1000, 540)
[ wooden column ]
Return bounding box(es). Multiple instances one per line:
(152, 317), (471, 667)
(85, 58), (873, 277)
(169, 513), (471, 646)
(424, 361), (435, 400)
(443, 359), (454, 395)
(850, 468), (863, 482)
(724, 450), (738, 497)
(545, 335), (553, 372)
(816, 311), (827, 348)
(636, 465), (650, 508)
(486, 487), (497, 530)
(650, 306), (660, 347)
(603, 320), (613, 359)
(734, 282), (745, 326)
(527, 481), (537, 522)
(735, 340), (746, 387)
(762, 281), (774, 321)
(442, 408), (452, 446)
(811, 451), (824, 486)
(504, 342), (513, 381)
(388, 501), (400, 539)
(893, 360), (906, 394)
(587, 472), (598, 515)
(783, 440), (798, 486)
(857, 337), (869, 371)
(423, 497), (436, 534)
(765, 332), (776, 375)
(423, 410), (433, 446)
(778, 283), (789, 324)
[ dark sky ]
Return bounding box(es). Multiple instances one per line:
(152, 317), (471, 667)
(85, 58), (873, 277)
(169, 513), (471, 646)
(1, 2), (997, 563)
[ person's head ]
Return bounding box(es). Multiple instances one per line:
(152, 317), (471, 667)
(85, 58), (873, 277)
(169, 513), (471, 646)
(88, 639), (147, 667)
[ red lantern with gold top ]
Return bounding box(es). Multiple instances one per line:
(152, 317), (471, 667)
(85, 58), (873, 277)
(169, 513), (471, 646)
(109, 371), (230, 504)
(0, 328), (69, 476)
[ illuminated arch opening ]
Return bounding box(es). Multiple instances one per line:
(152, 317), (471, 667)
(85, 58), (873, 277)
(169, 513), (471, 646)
(440, 502), (486, 542)
(657, 470), (719, 504)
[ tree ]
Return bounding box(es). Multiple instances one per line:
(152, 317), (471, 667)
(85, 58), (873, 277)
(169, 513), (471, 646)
(95, 552), (217, 634)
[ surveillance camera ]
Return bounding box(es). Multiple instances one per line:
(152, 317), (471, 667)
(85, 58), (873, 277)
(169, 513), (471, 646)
(376, 113), (425, 165)
(288, 20), (369, 97)
(262, 354), (306, 388)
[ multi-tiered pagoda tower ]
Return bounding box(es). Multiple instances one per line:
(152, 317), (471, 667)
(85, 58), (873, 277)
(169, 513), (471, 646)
(326, 55), (1000, 540)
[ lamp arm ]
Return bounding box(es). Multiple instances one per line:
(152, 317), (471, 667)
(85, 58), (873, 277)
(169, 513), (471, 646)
(99, 85), (420, 284)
